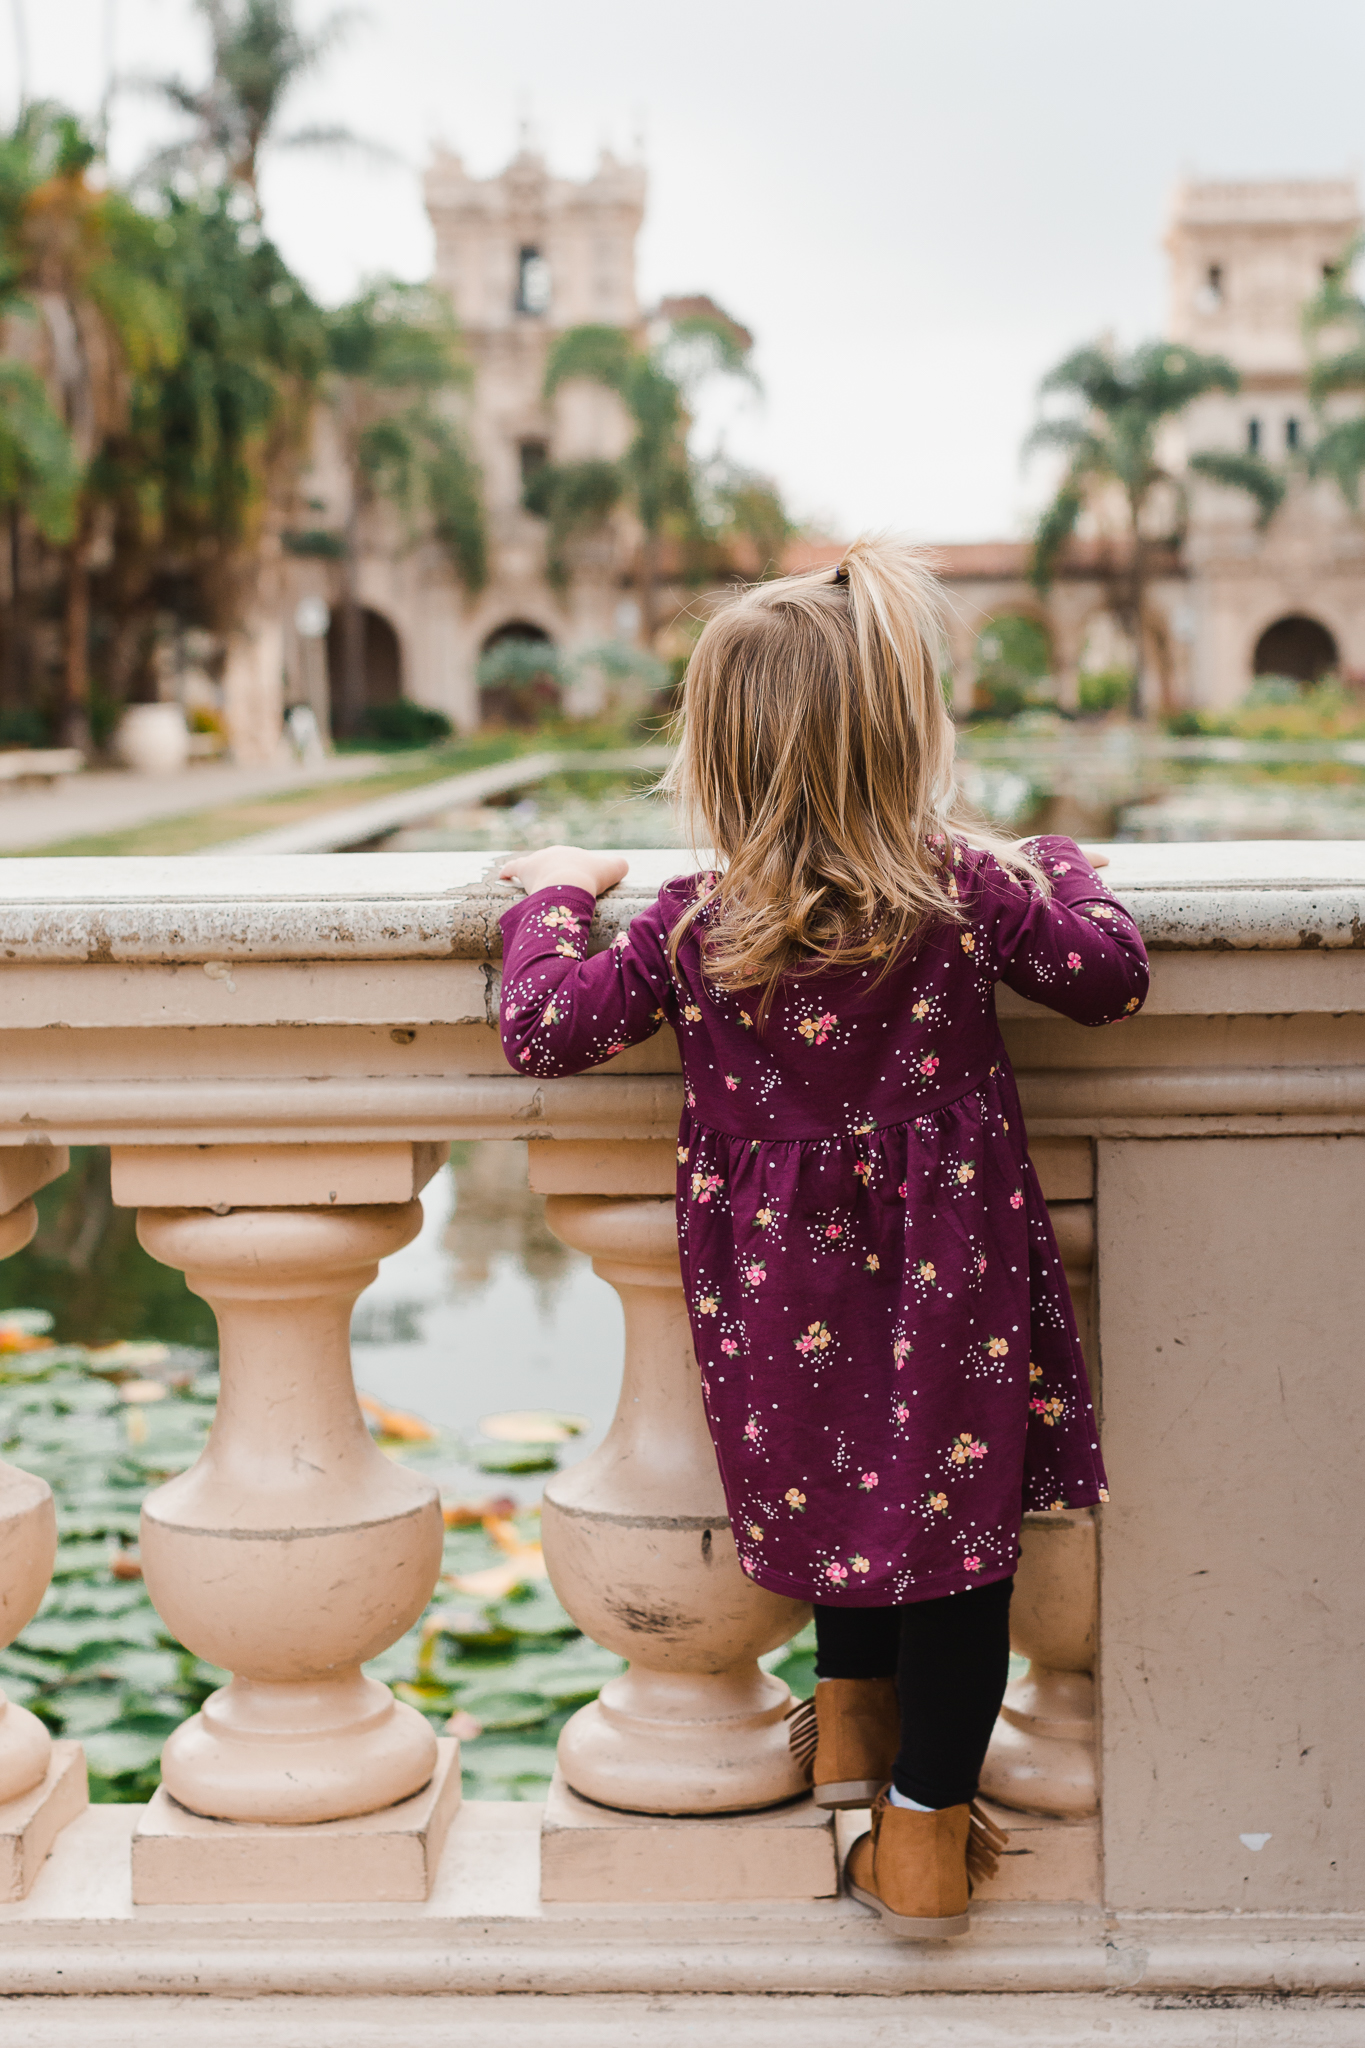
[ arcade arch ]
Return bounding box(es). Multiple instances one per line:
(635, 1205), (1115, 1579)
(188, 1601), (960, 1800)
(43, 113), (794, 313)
(1252, 614), (1339, 684)
(478, 619), (560, 726)
(325, 606), (403, 734)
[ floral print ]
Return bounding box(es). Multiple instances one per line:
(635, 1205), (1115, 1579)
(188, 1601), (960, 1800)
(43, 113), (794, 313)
(797, 1011), (839, 1046)
(795, 1320), (832, 1356)
(498, 833), (1146, 1604)
(949, 1432), (988, 1466)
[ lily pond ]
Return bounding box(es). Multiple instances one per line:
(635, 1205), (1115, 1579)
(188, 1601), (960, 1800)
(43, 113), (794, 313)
(382, 720), (1365, 852)
(0, 1144), (814, 1806)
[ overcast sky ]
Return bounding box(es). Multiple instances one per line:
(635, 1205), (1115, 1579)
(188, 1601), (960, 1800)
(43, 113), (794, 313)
(15, 0), (1365, 540)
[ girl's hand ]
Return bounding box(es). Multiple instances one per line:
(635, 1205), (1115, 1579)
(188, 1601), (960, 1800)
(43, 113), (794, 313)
(498, 845), (629, 898)
(1079, 846), (1110, 869)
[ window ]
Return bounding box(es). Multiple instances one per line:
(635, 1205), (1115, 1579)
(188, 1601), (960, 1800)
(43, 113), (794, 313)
(1285, 417), (1300, 452)
(518, 439), (549, 487)
(516, 246), (552, 316)
(1247, 418), (1261, 455)
(1196, 263), (1224, 314)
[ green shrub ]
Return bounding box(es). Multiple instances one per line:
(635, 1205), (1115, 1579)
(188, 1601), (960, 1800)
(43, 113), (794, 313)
(360, 701), (452, 746)
(0, 706), (52, 748)
(1078, 667), (1134, 715)
(477, 639), (563, 727)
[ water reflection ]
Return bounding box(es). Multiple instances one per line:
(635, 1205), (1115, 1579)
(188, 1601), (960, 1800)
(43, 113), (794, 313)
(0, 1149), (217, 1348)
(0, 1144), (625, 1504)
(352, 1144), (622, 1503)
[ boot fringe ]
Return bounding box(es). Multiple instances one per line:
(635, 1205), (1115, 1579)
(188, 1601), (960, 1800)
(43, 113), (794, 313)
(966, 1799), (1010, 1888)
(785, 1694), (817, 1781)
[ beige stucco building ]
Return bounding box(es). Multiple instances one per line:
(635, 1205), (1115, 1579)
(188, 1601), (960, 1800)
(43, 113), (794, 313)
(275, 146), (647, 742)
(937, 177), (1365, 713)
(262, 166), (1365, 757)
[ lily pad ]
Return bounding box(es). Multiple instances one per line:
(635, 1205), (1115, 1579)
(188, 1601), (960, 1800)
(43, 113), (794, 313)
(478, 1410), (590, 1445)
(81, 1729), (166, 1778)
(450, 1689), (549, 1731)
(473, 1441), (558, 1474)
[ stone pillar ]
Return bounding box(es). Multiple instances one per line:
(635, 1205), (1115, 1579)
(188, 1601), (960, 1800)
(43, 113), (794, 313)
(541, 1193), (811, 1816)
(134, 1200), (444, 1825)
(980, 1196), (1098, 1819)
(0, 1145), (88, 1899)
(0, 1195), (60, 1806)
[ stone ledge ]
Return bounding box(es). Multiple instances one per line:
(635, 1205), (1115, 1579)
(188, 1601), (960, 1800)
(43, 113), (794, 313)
(4, 844), (1365, 961)
(2, 1990), (1362, 2047)
(1, 1802), (1363, 1999)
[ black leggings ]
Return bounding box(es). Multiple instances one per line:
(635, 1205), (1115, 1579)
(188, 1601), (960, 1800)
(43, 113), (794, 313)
(813, 1575), (1013, 1809)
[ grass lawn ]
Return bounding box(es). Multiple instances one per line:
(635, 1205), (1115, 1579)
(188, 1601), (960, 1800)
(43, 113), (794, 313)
(13, 736), (532, 860)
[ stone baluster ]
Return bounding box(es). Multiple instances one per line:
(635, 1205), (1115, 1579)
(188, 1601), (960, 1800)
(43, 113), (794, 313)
(132, 1199), (445, 1825)
(540, 1192), (810, 1815)
(979, 1507), (1097, 1817)
(0, 1145), (88, 1899)
(980, 1197), (1098, 1818)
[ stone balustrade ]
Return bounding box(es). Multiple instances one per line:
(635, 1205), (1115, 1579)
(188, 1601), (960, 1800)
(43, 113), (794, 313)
(0, 844), (1362, 2042)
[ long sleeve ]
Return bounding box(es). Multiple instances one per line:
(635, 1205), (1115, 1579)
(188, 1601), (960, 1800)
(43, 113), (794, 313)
(979, 834), (1149, 1027)
(499, 883), (678, 1077)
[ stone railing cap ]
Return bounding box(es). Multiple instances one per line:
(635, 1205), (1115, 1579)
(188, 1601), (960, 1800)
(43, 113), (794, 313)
(0, 842), (1363, 962)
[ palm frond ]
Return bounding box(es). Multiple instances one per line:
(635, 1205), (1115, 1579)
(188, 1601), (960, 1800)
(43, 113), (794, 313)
(275, 123), (399, 165)
(1308, 344), (1365, 401)
(1303, 233), (1365, 338)
(654, 307), (759, 398)
(0, 359), (82, 540)
(1130, 339), (1239, 413)
(1023, 417), (1100, 463)
(1188, 449), (1285, 528)
(543, 324), (633, 401)
(1030, 482), (1084, 593)
(424, 419), (486, 590)
(1306, 415), (1365, 507)
(1038, 344), (1126, 413)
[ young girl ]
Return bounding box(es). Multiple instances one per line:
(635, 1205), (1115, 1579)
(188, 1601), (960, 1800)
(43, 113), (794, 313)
(497, 538), (1148, 1939)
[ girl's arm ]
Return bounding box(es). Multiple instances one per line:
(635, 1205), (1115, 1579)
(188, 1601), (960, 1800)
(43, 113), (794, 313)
(982, 834), (1149, 1026)
(497, 846), (676, 1078)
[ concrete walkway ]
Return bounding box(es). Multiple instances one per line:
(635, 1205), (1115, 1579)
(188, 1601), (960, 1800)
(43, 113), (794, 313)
(0, 752), (386, 854)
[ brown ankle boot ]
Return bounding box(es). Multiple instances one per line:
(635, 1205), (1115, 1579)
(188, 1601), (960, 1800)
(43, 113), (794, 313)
(787, 1677), (899, 1809)
(843, 1789), (1009, 1939)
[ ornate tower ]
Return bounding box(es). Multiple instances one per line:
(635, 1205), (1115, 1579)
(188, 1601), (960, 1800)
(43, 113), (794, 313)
(1166, 179), (1365, 703)
(425, 146), (647, 583)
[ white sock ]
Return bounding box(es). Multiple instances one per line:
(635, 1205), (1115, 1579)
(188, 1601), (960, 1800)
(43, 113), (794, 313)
(888, 1784), (936, 1813)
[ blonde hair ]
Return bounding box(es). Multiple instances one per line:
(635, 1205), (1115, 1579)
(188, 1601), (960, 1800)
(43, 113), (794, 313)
(662, 534), (1046, 1016)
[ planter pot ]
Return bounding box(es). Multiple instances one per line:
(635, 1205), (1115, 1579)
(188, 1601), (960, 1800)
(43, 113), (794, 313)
(115, 702), (191, 776)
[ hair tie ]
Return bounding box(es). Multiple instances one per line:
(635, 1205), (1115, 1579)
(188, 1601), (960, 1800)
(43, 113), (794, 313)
(832, 563), (848, 585)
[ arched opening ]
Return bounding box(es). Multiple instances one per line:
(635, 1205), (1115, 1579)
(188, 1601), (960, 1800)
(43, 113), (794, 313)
(972, 613), (1052, 719)
(1252, 615), (1339, 685)
(477, 620), (560, 727)
(326, 606), (403, 735)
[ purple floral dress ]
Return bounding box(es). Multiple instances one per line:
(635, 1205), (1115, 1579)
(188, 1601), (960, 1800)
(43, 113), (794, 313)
(499, 836), (1148, 1606)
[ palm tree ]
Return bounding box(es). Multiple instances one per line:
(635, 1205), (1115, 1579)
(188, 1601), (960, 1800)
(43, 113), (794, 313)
(139, 0), (383, 205)
(0, 105), (179, 744)
(323, 282), (485, 735)
(529, 302), (779, 641)
(1027, 339), (1284, 713)
(94, 184), (327, 722)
